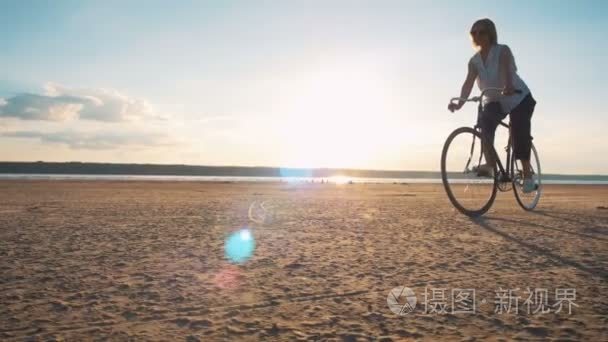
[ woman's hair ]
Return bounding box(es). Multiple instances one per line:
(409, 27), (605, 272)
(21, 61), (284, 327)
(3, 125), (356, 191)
(471, 18), (498, 46)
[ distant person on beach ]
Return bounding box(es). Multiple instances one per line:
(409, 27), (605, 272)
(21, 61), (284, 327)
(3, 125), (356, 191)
(448, 18), (537, 193)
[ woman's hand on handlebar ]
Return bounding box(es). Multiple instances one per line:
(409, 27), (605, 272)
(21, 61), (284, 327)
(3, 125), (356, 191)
(448, 102), (462, 113)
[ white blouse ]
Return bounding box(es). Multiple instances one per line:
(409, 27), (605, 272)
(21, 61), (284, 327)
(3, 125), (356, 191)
(470, 44), (530, 113)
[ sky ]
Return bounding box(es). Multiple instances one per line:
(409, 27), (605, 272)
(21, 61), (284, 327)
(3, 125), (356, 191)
(1, 0), (607, 174)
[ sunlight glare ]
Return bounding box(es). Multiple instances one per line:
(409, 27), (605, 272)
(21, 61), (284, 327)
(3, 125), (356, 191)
(278, 59), (396, 169)
(330, 175), (351, 184)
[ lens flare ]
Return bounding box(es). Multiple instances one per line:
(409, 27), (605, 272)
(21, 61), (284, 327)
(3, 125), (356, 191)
(225, 228), (255, 264)
(212, 265), (241, 290)
(279, 167), (313, 180)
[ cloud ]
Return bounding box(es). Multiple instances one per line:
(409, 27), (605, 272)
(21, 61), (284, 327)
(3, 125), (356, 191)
(2, 130), (177, 150)
(0, 83), (155, 122)
(0, 82), (189, 151)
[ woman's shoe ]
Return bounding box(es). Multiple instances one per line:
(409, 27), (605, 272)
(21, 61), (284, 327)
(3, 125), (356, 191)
(472, 164), (494, 178)
(523, 178), (537, 193)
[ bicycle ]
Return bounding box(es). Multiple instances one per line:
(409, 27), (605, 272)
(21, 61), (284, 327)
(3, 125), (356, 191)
(441, 87), (542, 217)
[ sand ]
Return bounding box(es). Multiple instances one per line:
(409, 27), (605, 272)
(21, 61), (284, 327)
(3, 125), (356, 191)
(0, 180), (607, 341)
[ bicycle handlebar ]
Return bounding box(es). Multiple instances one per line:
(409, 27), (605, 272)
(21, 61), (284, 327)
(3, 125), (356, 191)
(450, 87), (523, 105)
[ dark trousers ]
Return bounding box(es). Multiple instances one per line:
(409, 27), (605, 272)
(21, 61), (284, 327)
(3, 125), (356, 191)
(478, 94), (536, 161)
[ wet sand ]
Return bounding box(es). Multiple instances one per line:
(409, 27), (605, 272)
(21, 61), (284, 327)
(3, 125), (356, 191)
(1, 181), (607, 341)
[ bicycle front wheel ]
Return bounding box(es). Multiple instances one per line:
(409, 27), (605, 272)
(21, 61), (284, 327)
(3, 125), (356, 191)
(441, 127), (498, 217)
(512, 142), (542, 211)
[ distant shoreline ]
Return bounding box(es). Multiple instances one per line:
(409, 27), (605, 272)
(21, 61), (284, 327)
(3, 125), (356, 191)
(1, 161), (607, 183)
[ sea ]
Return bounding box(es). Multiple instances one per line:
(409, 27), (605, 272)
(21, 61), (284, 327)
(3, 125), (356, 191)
(0, 173), (607, 185)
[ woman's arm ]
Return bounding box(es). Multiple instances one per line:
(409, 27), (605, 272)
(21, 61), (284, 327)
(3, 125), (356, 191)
(500, 45), (515, 94)
(449, 60), (477, 112)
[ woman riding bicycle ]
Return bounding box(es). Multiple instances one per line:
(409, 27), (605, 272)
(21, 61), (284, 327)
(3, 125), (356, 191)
(448, 18), (537, 193)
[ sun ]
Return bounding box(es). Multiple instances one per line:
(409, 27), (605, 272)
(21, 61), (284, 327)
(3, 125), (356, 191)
(278, 61), (394, 168)
(329, 175), (352, 184)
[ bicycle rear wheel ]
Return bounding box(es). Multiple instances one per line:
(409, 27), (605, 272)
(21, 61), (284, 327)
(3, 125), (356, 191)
(441, 127), (498, 217)
(512, 142), (542, 210)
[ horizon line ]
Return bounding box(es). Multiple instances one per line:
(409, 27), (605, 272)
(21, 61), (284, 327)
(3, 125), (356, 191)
(1, 160), (607, 178)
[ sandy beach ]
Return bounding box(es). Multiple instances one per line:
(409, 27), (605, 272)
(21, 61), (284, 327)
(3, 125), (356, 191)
(0, 180), (607, 341)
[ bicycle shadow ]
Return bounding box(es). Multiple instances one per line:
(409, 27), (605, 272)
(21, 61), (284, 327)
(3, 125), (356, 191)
(532, 210), (608, 236)
(484, 216), (608, 242)
(468, 216), (608, 281)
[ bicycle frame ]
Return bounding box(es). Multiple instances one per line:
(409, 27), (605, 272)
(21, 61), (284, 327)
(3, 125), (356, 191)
(451, 87), (522, 184)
